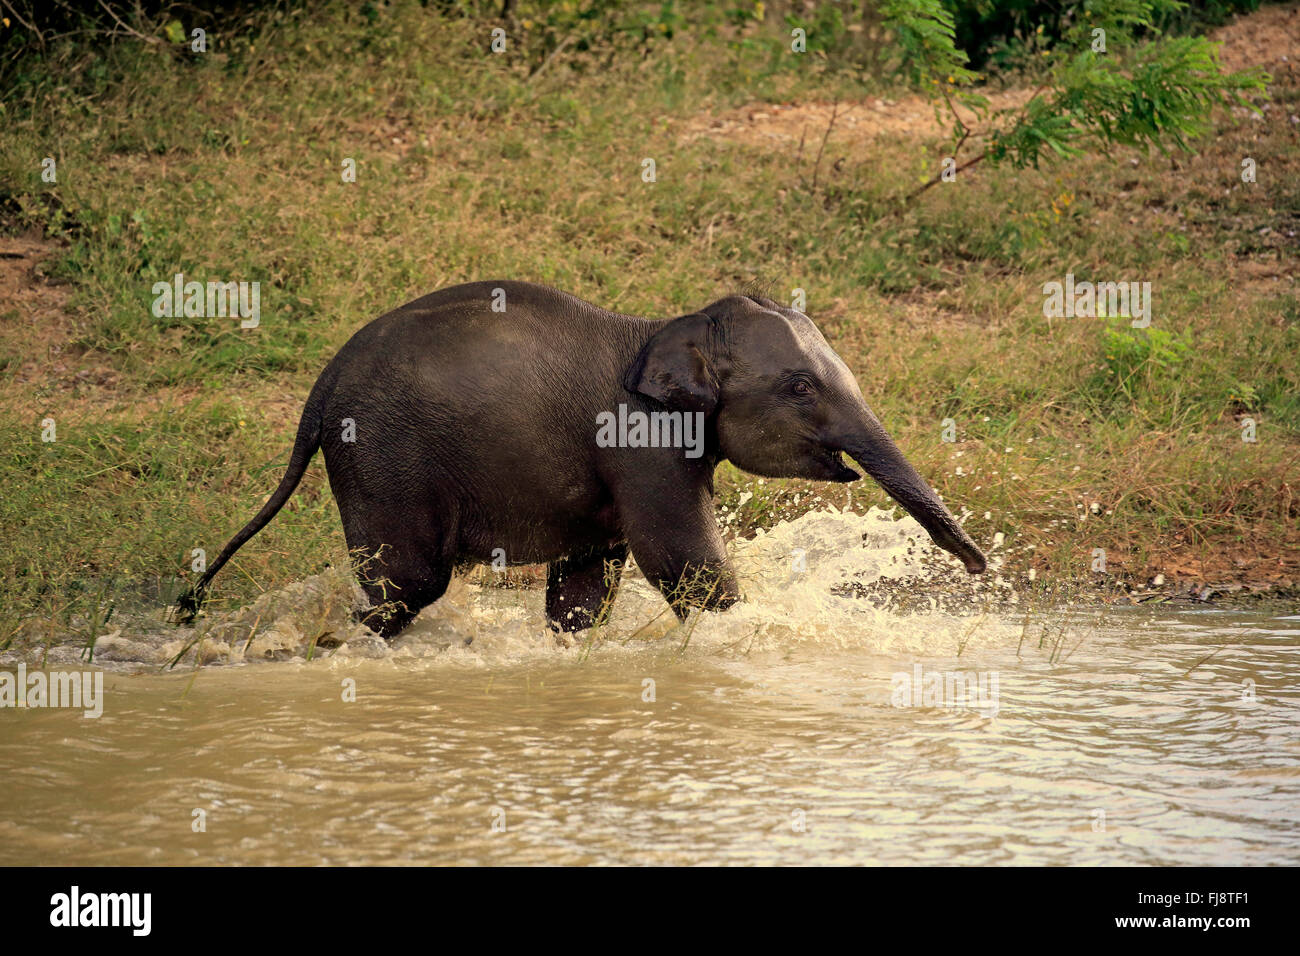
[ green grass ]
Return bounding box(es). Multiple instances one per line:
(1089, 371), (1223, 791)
(1, 1), (1297, 649)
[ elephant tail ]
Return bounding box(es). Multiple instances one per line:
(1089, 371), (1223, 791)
(171, 370), (332, 625)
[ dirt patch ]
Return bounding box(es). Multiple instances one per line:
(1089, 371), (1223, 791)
(1209, 1), (1300, 74)
(0, 235), (110, 415)
(0, 237), (308, 426)
(0, 236), (179, 421)
(0, 237), (74, 351)
(681, 88), (1032, 152)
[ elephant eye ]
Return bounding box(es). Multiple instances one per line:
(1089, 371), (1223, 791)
(791, 379), (813, 397)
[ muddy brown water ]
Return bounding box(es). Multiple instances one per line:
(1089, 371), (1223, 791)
(2, 510), (1298, 865)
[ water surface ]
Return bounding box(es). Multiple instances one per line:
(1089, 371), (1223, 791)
(3, 510), (1297, 865)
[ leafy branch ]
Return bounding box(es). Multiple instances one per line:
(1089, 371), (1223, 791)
(882, 0), (1271, 203)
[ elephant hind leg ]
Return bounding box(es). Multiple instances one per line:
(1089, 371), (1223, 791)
(546, 542), (629, 633)
(336, 493), (456, 638)
(352, 547), (453, 639)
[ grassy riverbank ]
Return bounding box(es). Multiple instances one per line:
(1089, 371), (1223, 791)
(1, 2), (1297, 649)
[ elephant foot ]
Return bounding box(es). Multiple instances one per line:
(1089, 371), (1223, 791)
(546, 543), (628, 633)
(352, 554), (454, 639)
(659, 564), (741, 621)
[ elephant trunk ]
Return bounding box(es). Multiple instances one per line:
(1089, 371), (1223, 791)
(844, 428), (987, 574)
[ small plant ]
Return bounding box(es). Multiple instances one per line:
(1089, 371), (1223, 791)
(1100, 317), (1192, 401)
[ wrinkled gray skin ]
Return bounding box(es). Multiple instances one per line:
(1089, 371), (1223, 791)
(175, 281), (986, 637)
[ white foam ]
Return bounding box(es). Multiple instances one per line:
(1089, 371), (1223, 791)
(12, 508), (1017, 670)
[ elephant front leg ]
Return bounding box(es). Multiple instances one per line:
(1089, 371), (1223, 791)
(640, 553), (740, 621)
(620, 499), (740, 620)
(546, 542), (629, 632)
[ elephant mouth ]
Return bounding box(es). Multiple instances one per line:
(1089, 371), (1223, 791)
(821, 446), (862, 482)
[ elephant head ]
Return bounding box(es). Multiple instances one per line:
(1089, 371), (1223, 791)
(625, 294), (987, 574)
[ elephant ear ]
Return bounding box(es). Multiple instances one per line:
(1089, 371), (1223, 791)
(624, 313), (720, 414)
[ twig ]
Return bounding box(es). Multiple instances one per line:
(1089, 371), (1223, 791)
(900, 82), (1050, 206)
(795, 122), (808, 184)
(528, 33), (573, 82)
(1, 0), (42, 48)
(903, 150), (988, 202)
(1183, 643), (1234, 678)
(810, 101), (841, 191)
(95, 0), (161, 45)
(938, 83), (970, 143)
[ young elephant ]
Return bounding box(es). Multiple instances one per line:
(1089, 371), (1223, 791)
(174, 281), (986, 637)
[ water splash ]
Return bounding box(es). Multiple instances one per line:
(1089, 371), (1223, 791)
(10, 508), (1021, 670)
(600, 506), (1019, 658)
